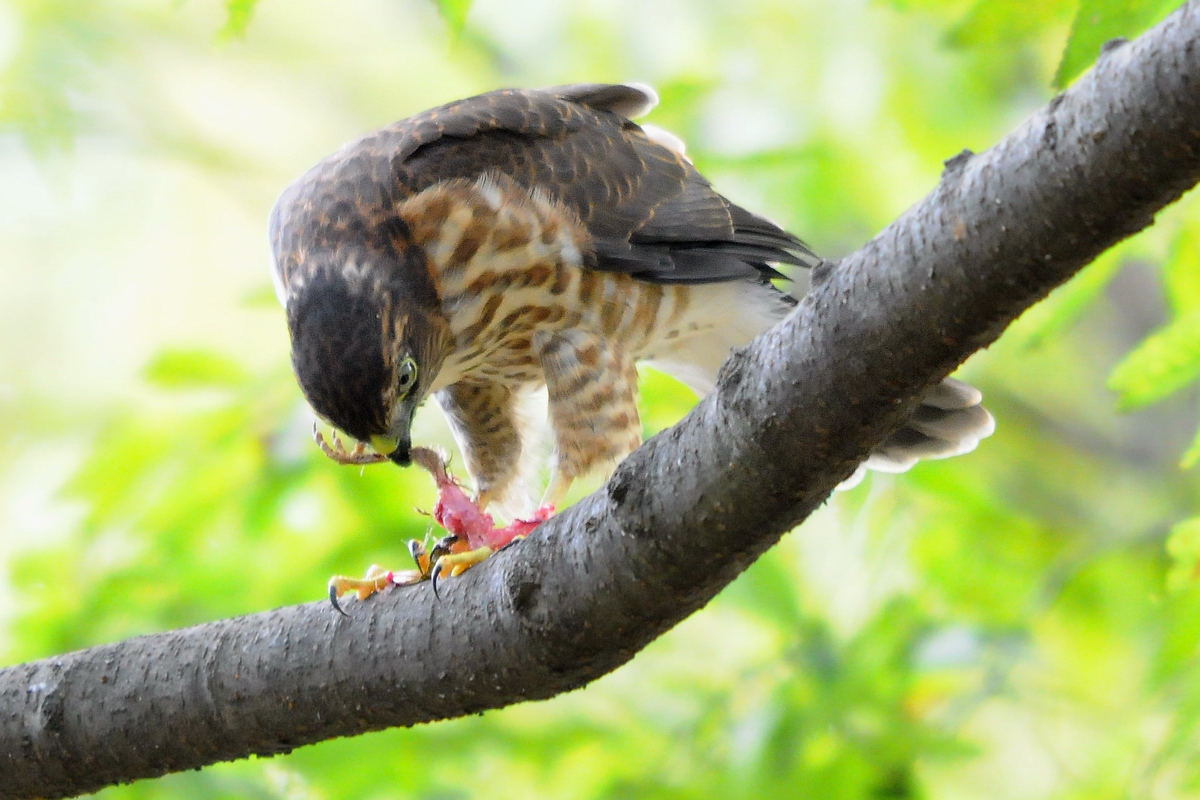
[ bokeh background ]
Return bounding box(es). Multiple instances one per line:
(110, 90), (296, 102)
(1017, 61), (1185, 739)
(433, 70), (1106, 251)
(3, 0), (1200, 797)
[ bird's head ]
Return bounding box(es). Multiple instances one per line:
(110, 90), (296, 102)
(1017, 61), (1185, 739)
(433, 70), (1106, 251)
(285, 256), (451, 467)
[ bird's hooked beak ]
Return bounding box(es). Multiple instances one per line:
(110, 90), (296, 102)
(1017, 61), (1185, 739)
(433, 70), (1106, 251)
(373, 394), (421, 466)
(370, 434), (411, 466)
(388, 441), (412, 466)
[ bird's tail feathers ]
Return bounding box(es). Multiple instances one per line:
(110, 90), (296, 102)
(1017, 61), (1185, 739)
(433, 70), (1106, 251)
(625, 280), (994, 493)
(838, 377), (995, 490)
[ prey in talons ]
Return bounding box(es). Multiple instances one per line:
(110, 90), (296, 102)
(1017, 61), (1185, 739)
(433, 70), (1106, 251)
(323, 442), (554, 612)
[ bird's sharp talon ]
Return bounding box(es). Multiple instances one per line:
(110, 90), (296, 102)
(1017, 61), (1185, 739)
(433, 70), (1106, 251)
(328, 582), (350, 617)
(430, 534), (460, 564)
(328, 567), (395, 610)
(431, 562), (445, 598)
(408, 539), (432, 575)
(497, 534), (526, 553)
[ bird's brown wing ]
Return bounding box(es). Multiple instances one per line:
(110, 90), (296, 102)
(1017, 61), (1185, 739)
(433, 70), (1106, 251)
(278, 83), (815, 287)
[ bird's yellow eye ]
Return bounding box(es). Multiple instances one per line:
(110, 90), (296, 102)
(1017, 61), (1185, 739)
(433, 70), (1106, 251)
(397, 357), (418, 397)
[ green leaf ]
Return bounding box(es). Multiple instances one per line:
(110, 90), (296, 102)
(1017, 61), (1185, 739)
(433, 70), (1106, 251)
(1182, 422), (1200, 469)
(143, 349), (248, 390)
(1054, 0), (1180, 88)
(1108, 311), (1200, 410)
(1167, 517), (1200, 593)
(1007, 249), (1123, 350)
(218, 0), (262, 41)
(947, 0), (1076, 47)
(433, 0), (473, 35)
(1165, 222), (1200, 315)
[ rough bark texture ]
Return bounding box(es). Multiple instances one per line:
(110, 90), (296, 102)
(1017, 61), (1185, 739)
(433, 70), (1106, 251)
(4, 4), (1200, 797)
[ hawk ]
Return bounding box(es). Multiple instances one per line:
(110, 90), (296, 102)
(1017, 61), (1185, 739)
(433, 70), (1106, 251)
(269, 83), (994, 604)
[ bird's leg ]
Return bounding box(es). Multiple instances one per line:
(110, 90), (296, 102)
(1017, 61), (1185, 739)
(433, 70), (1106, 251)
(535, 330), (641, 502)
(540, 472), (572, 511)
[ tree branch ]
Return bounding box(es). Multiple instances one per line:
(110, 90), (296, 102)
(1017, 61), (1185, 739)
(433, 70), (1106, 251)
(5, 4), (1200, 796)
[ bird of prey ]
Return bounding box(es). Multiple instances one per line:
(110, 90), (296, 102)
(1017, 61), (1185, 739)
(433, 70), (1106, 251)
(269, 83), (994, 605)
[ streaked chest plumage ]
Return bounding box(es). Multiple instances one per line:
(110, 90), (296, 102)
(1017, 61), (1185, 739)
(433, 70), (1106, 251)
(398, 174), (705, 394)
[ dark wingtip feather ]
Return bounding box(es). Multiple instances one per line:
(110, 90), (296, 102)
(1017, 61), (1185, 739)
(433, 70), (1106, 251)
(545, 83), (659, 118)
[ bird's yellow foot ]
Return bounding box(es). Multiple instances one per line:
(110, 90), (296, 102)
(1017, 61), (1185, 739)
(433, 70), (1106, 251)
(426, 500), (552, 594)
(328, 540), (430, 615)
(428, 535), (532, 597)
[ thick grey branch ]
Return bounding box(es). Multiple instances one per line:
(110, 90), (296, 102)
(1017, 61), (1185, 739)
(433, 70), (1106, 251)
(4, 4), (1200, 796)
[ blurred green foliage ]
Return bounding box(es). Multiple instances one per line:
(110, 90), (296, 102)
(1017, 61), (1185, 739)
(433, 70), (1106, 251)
(1056, 0), (1183, 85)
(2, 0), (1200, 798)
(218, 0), (262, 42)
